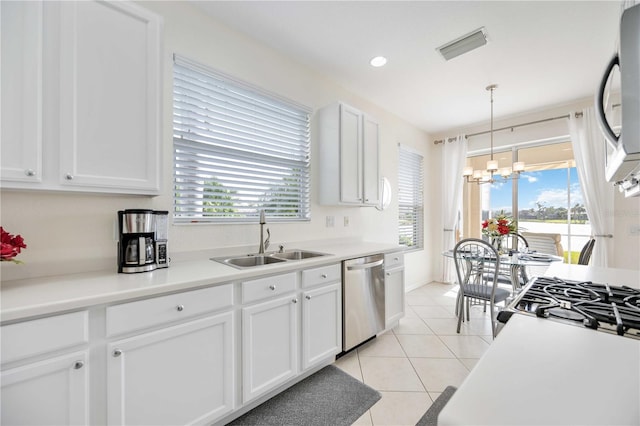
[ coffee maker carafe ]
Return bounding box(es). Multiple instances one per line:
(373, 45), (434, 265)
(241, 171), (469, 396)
(118, 209), (169, 273)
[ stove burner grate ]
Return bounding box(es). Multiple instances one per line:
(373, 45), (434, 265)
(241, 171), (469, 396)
(509, 276), (640, 339)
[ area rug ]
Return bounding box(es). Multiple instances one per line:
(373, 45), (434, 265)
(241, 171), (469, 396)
(227, 365), (381, 426)
(415, 386), (458, 426)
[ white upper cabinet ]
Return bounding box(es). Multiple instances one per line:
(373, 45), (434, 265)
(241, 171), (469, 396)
(0, 1), (43, 183)
(318, 102), (380, 206)
(0, 0), (162, 195)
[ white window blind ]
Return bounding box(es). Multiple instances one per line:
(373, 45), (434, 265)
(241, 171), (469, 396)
(398, 146), (424, 249)
(173, 56), (311, 223)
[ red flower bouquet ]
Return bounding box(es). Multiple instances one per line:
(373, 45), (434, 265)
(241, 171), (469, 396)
(481, 213), (516, 238)
(1, 227), (27, 263)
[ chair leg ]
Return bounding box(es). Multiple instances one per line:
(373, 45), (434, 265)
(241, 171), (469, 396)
(456, 294), (464, 333)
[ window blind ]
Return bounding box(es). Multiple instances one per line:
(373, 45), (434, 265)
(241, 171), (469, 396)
(172, 56), (311, 222)
(398, 146), (424, 248)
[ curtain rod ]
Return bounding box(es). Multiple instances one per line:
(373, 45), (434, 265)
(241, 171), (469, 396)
(433, 111), (585, 145)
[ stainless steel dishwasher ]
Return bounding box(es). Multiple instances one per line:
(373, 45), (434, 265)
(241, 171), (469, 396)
(342, 254), (385, 352)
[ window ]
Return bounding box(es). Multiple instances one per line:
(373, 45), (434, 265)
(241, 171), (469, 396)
(172, 56), (311, 223)
(398, 146), (424, 249)
(463, 141), (591, 263)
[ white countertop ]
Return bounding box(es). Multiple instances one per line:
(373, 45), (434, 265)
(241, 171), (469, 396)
(0, 241), (402, 323)
(439, 264), (640, 426)
(439, 314), (640, 426)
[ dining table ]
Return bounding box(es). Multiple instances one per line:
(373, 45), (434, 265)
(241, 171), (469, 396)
(443, 249), (564, 293)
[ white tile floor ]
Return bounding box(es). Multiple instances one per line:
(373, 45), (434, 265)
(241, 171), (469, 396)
(334, 281), (496, 426)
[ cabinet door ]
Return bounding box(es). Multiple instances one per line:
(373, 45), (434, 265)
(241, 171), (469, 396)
(58, 0), (161, 193)
(107, 313), (234, 426)
(339, 104), (363, 204)
(0, 0), (43, 183)
(385, 267), (405, 328)
(242, 295), (298, 403)
(1, 351), (88, 425)
(362, 115), (380, 206)
(302, 283), (341, 370)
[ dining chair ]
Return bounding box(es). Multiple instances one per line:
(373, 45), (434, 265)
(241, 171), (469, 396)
(453, 238), (510, 338)
(578, 238), (595, 265)
(492, 232), (530, 288)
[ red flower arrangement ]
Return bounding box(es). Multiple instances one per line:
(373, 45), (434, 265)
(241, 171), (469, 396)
(1, 227), (27, 263)
(481, 213), (516, 238)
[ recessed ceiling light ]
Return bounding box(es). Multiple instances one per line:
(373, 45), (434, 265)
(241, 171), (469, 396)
(370, 56), (387, 67)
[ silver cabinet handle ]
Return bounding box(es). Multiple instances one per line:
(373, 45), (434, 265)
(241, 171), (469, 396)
(176, 304), (184, 312)
(74, 361), (84, 369)
(386, 272), (391, 276)
(321, 274), (327, 279)
(65, 173), (74, 180)
(305, 295), (311, 300)
(292, 298), (298, 304)
(25, 169), (35, 177)
(113, 349), (122, 357)
(394, 257), (400, 261)
(269, 285), (276, 291)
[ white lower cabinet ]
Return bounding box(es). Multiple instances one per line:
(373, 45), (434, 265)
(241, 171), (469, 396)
(385, 252), (406, 329)
(107, 312), (234, 425)
(242, 294), (298, 403)
(1, 351), (89, 425)
(1, 263), (344, 425)
(1, 311), (89, 425)
(302, 283), (341, 369)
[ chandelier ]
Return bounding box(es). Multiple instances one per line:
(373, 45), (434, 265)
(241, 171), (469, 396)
(463, 84), (525, 184)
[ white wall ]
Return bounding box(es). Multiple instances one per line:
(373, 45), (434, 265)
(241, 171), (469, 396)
(431, 96), (640, 273)
(0, 1), (437, 284)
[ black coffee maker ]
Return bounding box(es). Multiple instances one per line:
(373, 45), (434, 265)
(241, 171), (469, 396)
(117, 209), (169, 273)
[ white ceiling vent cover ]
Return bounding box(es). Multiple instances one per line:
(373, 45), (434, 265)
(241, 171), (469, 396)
(437, 27), (487, 61)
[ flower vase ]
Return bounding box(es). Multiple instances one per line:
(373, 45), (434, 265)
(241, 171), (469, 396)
(491, 236), (505, 255)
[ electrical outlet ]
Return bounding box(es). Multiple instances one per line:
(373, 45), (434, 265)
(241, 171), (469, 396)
(344, 216), (350, 227)
(326, 216), (335, 227)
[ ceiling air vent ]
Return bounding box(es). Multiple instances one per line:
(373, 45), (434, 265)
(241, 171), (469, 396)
(437, 27), (487, 61)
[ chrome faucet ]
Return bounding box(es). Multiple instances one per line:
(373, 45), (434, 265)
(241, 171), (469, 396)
(258, 210), (270, 254)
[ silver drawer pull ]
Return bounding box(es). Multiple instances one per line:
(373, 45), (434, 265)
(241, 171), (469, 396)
(305, 295), (311, 300)
(292, 298), (298, 304)
(65, 173), (74, 180)
(321, 274), (328, 279)
(177, 304), (184, 312)
(74, 361), (84, 370)
(269, 285), (276, 291)
(25, 169), (36, 177)
(113, 349), (122, 357)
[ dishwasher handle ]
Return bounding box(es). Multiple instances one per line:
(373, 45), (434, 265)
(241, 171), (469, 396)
(346, 259), (384, 271)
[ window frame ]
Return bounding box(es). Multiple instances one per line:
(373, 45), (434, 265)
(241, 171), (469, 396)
(398, 145), (424, 250)
(172, 55), (312, 224)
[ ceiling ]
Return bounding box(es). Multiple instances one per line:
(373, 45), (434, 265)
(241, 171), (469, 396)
(190, 1), (623, 134)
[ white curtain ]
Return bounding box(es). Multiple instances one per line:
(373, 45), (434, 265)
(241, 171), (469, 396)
(441, 135), (467, 283)
(568, 107), (614, 267)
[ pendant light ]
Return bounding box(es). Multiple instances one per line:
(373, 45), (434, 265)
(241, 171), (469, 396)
(463, 84), (525, 183)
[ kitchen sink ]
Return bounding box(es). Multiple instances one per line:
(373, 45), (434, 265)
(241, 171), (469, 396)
(211, 249), (329, 269)
(271, 250), (328, 260)
(215, 254), (286, 269)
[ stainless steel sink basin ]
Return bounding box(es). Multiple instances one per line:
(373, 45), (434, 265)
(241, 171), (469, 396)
(211, 249), (329, 269)
(271, 250), (328, 260)
(213, 254), (286, 269)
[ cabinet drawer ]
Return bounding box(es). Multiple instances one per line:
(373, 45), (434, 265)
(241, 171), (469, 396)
(242, 273), (297, 304)
(1, 311), (88, 364)
(385, 252), (404, 269)
(106, 285), (233, 337)
(301, 264), (341, 288)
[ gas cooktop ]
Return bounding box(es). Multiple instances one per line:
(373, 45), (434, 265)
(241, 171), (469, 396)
(498, 276), (640, 340)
